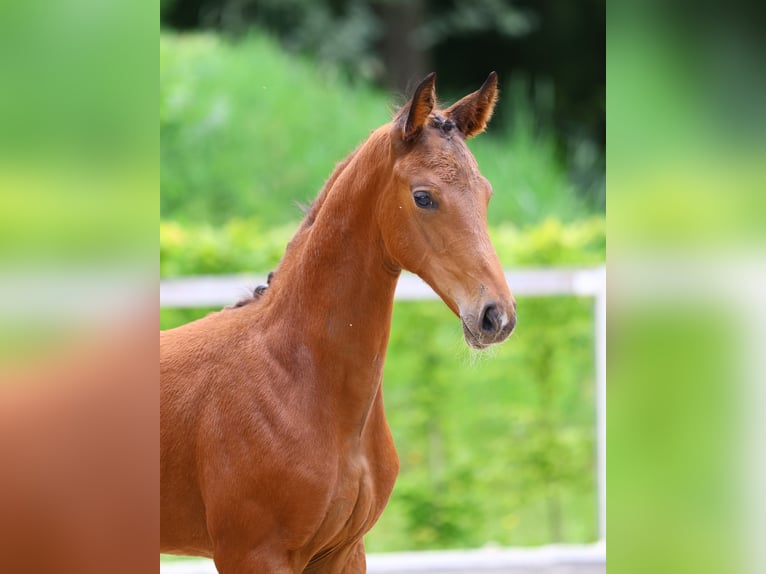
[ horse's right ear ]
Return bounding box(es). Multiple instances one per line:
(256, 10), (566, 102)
(444, 71), (499, 138)
(396, 72), (437, 142)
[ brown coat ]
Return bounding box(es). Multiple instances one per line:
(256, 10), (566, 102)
(160, 72), (515, 573)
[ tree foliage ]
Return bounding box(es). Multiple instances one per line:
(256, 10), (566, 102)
(160, 33), (600, 226)
(161, 0), (605, 208)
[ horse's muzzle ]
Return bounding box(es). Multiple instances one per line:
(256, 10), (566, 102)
(461, 301), (516, 349)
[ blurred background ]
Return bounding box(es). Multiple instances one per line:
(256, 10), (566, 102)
(608, 2), (766, 574)
(160, 0), (606, 559)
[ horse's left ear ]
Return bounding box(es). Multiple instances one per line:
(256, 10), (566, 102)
(444, 72), (499, 138)
(396, 72), (437, 142)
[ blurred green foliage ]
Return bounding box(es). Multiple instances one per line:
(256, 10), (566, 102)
(606, 4), (764, 573)
(0, 0), (154, 163)
(160, 0), (606, 213)
(161, 32), (592, 227)
(160, 33), (389, 225)
(163, 0), (535, 84)
(609, 304), (739, 574)
(608, 7), (766, 250)
(0, 0), (155, 266)
(373, 294), (597, 549)
(160, 216), (605, 278)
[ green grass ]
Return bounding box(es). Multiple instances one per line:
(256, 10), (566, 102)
(161, 32), (591, 228)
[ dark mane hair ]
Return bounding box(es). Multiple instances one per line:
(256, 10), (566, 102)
(229, 271), (274, 309)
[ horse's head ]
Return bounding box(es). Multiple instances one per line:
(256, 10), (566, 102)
(379, 72), (516, 350)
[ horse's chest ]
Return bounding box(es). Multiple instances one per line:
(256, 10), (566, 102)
(310, 435), (398, 555)
(316, 455), (380, 544)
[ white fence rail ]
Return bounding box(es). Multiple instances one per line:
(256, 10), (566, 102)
(162, 542), (605, 574)
(160, 267), (607, 572)
(160, 268), (605, 308)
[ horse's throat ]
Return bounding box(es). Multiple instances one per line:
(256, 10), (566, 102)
(265, 133), (398, 429)
(285, 218), (398, 431)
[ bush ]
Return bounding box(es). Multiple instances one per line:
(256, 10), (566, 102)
(161, 32), (594, 228)
(372, 295), (597, 549)
(160, 216), (605, 278)
(160, 218), (293, 277)
(161, 33), (389, 225)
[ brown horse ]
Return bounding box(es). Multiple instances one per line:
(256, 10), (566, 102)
(160, 72), (516, 573)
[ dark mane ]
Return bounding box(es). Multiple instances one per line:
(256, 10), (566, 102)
(300, 149), (358, 230)
(227, 146), (362, 311)
(228, 271), (274, 309)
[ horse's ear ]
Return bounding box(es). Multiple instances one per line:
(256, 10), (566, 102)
(444, 71), (499, 138)
(397, 72), (437, 142)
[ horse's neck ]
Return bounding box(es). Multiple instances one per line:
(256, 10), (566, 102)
(263, 129), (399, 433)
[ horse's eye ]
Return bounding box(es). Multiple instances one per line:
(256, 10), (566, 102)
(413, 190), (436, 209)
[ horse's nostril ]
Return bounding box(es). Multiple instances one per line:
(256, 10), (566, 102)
(481, 303), (500, 334)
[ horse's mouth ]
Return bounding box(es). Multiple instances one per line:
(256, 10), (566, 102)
(461, 320), (490, 350)
(461, 312), (515, 350)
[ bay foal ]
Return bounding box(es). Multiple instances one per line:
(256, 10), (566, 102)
(161, 72), (516, 573)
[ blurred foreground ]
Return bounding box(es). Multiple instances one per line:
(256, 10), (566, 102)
(609, 2), (766, 573)
(0, 0), (156, 572)
(0, 314), (157, 574)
